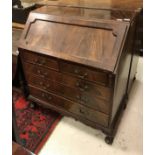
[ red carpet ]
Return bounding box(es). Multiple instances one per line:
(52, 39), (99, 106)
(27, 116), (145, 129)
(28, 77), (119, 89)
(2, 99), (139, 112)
(13, 91), (62, 154)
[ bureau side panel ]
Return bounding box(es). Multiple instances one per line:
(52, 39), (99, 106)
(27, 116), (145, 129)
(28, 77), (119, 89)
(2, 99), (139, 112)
(111, 20), (137, 123)
(126, 50), (139, 94)
(126, 14), (141, 94)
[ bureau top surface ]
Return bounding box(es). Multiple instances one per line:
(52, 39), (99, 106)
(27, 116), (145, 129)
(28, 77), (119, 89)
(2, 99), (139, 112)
(46, 0), (143, 11)
(33, 5), (137, 21)
(37, 0), (143, 12)
(19, 5), (130, 73)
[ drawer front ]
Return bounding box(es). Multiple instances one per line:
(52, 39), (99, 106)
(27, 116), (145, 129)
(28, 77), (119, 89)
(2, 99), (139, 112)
(23, 62), (112, 101)
(59, 61), (109, 86)
(20, 51), (59, 71)
(26, 74), (111, 114)
(29, 86), (109, 127)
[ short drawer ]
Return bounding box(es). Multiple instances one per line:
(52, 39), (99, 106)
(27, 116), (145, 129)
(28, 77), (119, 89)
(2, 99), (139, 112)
(20, 50), (59, 71)
(59, 61), (109, 86)
(23, 62), (112, 101)
(26, 74), (111, 114)
(29, 86), (109, 127)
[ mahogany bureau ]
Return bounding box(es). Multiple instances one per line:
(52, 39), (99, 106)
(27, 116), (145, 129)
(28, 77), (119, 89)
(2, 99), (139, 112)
(18, 1), (142, 144)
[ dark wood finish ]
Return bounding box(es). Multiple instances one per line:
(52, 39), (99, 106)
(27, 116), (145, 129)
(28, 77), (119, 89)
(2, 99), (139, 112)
(29, 85), (109, 127)
(13, 142), (35, 155)
(19, 8), (130, 72)
(22, 62), (112, 100)
(26, 74), (111, 114)
(18, 3), (142, 144)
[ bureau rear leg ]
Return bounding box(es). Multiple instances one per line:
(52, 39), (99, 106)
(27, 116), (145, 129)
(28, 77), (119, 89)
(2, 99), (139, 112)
(133, 76), (136, 81)
(122, 93), (129, 110)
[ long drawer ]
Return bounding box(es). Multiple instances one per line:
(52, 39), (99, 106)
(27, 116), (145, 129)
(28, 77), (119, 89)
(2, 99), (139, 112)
(29, 86), (109, 127)
(23, 62), (112, 101)
(20, 50), (110, 86)
(26, 74), (111, 114)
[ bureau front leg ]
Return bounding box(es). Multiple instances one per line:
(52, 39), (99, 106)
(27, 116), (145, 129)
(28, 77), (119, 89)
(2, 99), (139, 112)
(105, 136), (114, 144)
(103, 94), (128, 145)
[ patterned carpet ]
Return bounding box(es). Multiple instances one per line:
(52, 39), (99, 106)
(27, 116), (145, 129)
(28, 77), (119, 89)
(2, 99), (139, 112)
(13, 90), (61, 154)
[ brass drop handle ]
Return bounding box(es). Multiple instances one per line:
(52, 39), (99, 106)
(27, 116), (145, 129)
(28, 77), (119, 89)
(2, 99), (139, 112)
(46, 84), (50, 88)
(84, 85), (88, 90)
(79, 108), (88, 115)
(40, 82), (46, 89)
(74, 69), (79, 74)
(41, 93), (45, 97)
(81, 96), (88, 103)
(43, 84), (50, 90)
(34, 59), (39, 63)
(79, 108), (85, 114)
(76, 95), (81, 100)
(42, 72), (48, 78)
(38, 59), (46, 66)
(76, 82), (84, 91)
(41, 59), (46, 65)
(37, 70), (47, 78)
(34, 58), (46, 65)
(48, 96), (52, 100)
(37, 70), (41, 74)
(76, 82), (80, 87)
(44, 72), (48, 76)
(39, 82), (43, 85)
(76, 82), (88, 91)
(37, 71), (48, 78)
(78, 73), (88, 79)
(43, 86), (47, 89)
(74, 69), (88, 79)
(40, 82), (50, 89)
(41, 93), (52, 100)
(76, 95), (88, 103)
